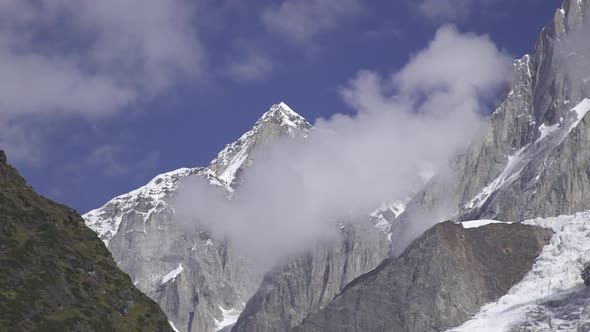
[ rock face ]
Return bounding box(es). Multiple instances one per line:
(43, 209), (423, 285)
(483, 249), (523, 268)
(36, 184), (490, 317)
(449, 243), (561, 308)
(398, 0), (590, 226)
(0, 152), (173, 332)
(84, 103), (317, 332)
(232, 223), (389, 332)
(294, 222), (553, 332)
(85, 102), (391, 332)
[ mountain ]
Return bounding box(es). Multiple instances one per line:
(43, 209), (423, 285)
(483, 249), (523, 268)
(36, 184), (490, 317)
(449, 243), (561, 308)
(0, 151), (173, 332)
(84, 102), (393, 332)
(286, 0), (590, 330)
(398, 0), (590, 227)
(85, 102), (367, 332)
(81, 0), (590, 331)
(232, 222), (389, 332)
(294, 221), (553, 332)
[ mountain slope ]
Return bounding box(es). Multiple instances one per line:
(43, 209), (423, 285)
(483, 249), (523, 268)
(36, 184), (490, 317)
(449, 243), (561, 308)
(394, 0), (590, 245)
(83, 102), (316, 332)
(0, 151), (173, 332)
(232, 223), (389, 332)
(294, 221), (552, 332)
(287, 1), (590, 331)
(452, 211), (590, 331)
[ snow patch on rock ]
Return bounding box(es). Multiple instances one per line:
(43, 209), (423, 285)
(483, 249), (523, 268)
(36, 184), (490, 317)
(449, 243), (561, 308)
(161, 263), (183, 285)
(459, 220), (513, 229)
(449, 211), (590, 331)
(214, 306), (242, 331)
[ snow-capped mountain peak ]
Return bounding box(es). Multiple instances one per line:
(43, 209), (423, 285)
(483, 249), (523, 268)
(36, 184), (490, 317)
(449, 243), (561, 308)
(84, 102), (311, 245)
(82, 102), (313, 332)
(208, 102), (312, 187)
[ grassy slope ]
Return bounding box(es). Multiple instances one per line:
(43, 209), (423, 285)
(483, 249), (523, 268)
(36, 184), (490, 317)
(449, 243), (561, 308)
(0, 151), (173, 332)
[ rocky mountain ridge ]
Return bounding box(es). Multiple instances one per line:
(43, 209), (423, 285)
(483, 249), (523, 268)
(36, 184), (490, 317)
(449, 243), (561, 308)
(83, 102), (332, 332)
(397, 0), (590, 226)
(294, 221), (553, 332)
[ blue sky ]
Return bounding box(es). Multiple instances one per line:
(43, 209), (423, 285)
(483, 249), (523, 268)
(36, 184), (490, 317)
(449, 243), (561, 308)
(1, 0), (562, 213)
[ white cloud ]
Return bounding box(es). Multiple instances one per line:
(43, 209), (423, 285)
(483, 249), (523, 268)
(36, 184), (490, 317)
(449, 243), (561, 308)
(416, 0), (495, 21)
(174, 25), (513, 269)
(261, 0), (364, 43)
(224, 50), (274, 83)
(0, 0), (202, 161)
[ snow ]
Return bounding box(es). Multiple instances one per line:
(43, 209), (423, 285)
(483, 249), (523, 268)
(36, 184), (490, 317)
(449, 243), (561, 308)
(169, 321), (180, 332)
(370, 200), (408, 240)
(448, 211), (590, 331)
(537, 122), (559, 142)
(83, 161), (233, 246)
(278, 101), (298, 116)
(459, 220), (512, 229)
(465, 98), (590, 212)
(83, 167), (220, 246)
(209, 102), (311, 187)
(570, 98), (590, 129)
(161, 264), (183, 285)
(214, 306), (242, 331)
(218, 147), (248, 185)
(465, 146), (528, 210)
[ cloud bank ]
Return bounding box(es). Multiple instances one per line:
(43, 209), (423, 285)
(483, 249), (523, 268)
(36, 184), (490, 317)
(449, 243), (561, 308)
(173, 25), (513, 268)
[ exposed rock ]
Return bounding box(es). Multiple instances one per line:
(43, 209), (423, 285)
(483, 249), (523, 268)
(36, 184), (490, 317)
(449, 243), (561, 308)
(84, 103), (313, 331)
(583, 263), (590, 287)
(397, 0), (590, 227)
(232, 223), (389, 332)
(0, 152), (172, 332)
(294, 222), (553, 332)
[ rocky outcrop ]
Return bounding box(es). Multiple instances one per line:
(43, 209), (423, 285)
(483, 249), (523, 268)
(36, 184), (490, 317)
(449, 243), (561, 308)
(232, 223), (389, 332)
(294, 222), (553, 332)
(397, 0), (590, 227)
(0, 151), (173, 332)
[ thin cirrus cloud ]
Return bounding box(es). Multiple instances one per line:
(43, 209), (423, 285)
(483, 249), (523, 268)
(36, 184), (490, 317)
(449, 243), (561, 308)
(0, 0), (201, 161)
(261, 0), (364, 43)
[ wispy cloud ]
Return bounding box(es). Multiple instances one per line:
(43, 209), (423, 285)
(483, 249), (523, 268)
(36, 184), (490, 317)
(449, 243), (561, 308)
(261, 0), (364, 44)
(417, 0), (470, 21)
(0, 0), (202, 161)
(224, 49), (274, 83)
(415, 0), (495, 22)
